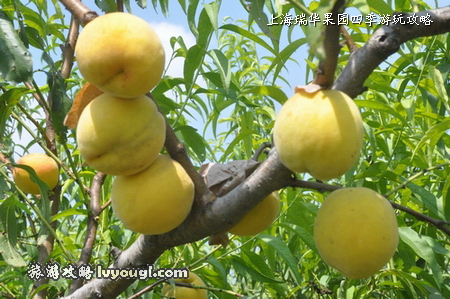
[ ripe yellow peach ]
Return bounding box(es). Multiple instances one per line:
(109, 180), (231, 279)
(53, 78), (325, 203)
(75, 12), (165, 98)
(12, 153), (59, 194)
(76, 93), (165, 176)
(111, 155), (194, 235)
(273, 89), (364, 180)
(228, 192), (280, 236)
(161, 272), (207, 299)
(314, 187), (399, 279)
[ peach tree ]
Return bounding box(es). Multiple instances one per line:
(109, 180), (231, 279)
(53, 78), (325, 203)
(0, 0), (450, 298)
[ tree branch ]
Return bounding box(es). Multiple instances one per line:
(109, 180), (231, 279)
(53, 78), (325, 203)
(0, 152), (13, 172)
(340, 26), (358, 53)
(59, 0), (98, 26)
(33, 7), (82, 295)
(288, 178), (450, 237)
(312, 0), (346, 88)
(63, 148), (293, 298)
(60, 15), (79, 78)
(333, 5), (450, 97)
(391, 202), (450, 237)
(68, 172), (107, 294)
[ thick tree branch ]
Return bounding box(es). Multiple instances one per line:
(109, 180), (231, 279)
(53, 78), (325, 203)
(333, 5), (450, 97)
(312, 0), (346, 88)
(63, 148), (293, 298)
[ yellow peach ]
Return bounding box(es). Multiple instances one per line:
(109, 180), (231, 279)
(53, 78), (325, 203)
(161, 272), (207, 299)
(273, 89), (364, 180)
(13, 153), (59, 194)
(111, 155), (194, 235)
(314, 187), (398, 279)
(228, 192), (280, 236)
(75, 12), (165, 98)
(76, 93), (165, 176)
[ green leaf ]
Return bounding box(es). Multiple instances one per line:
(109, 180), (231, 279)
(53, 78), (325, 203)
(137, 0), (147, 9)
(413, 117), (450, 157)
(221, 130), (254, 162)
(187, 0), (200, 38)
(42, 52), (71, 135)
(184, 44), (206, 85)
(175, 125), (207, 162)
(0, 10), (33, 83)
(11, 164), (52, 222)
(11, 164), (51, 196)
(47, 71), (71, 135)
(197, 7), (213, 46)
(51, 208), (88, 222)
(153, 77), (186, 95)
(0, 234), (27, 267)
(95, 0), (117, 13)
(240, 250), (287, 294)
(203, 1), (219, 37)
(205, 255), (228, 281)
(0, 87), (29, 137)
(353, 0), (370, 15)
(0, 197), (17, 246)
(248, 0), (278, 43)
(354, 100), (407, 124)
(24, 26), (45, 50)
(279, 223), (318, 253)
(257, 234), (302, 284)
(367, 0), (393, 14)
(406, 182), (444, 220)
(230, 255), (283, 284)
(244, 85), (288, 104)
(399, 227), (442, 288)
(442, 174), (450, 221)
(219, 24), (276, 55)
(428, 65), (450, 113)
(0, 176), (7, 199)
(268, 38), (307, 81)
(209, 49), (231, 91)
(202, 71), (224, 89)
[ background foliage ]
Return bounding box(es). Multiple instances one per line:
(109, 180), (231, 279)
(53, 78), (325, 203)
(0, 0), (449, 298)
